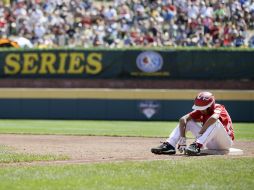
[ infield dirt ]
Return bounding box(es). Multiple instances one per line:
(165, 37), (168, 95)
(0, 134), (253, 165)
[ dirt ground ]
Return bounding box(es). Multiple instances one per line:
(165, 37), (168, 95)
(0, 134), (253, 165)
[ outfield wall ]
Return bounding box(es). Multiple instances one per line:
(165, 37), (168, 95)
(0, 88), (253, 122)
(0, 49), (253, 80)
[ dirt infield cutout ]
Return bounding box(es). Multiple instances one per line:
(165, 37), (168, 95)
(0, 134), (253, 165)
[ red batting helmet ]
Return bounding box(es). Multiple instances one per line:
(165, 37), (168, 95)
(192, 92), (215, 110)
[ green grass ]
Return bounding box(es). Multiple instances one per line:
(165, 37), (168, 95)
(0, 120), (253, 140)
(0, 158), (253, 190)
(233, 123), (254, 140)
(0, 145), (69, 163)
(0, 119), (176, 137)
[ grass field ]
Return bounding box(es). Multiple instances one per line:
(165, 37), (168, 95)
(0, 120), (253, 139)
(0, 158), (253, 190)
(0, 120), (253, 190)
(0, 145), (69, 163)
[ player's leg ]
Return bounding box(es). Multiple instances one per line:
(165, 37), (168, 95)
(198, 121), (233, 150)
(183, 120), (203, 155)
(185, 120), (202, 137)
(186, 120), (233, 155)
(151, 120), (201, 155)
(151, 124), (180, 154)
(166, 120), (201, 146)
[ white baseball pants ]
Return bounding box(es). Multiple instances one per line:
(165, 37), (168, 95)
(167, 120), (233, 150)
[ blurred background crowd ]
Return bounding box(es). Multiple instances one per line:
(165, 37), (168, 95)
(0, 0), (254, 48)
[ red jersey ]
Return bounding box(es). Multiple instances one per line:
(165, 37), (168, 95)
(189, 104), (234, 140)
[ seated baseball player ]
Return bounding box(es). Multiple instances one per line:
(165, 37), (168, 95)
(151, 91), (234, 156)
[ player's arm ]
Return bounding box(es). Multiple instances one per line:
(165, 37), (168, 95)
(177, 113), (192, 153)
(199, 113), (220, 134)
(179, 114), (192, 137)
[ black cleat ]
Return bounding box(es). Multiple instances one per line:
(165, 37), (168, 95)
(151, 142), (176, 155)
(185, 143), (201, 156)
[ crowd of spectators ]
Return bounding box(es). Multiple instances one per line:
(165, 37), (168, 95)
(0, 0), (254, 48)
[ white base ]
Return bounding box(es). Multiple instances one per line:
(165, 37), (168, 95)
(201, 148), (243, 155)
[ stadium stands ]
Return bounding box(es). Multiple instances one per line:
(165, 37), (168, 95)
(0, 0), (253, 48)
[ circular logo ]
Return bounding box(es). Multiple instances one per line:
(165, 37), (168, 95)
(136, 51), (163, 73)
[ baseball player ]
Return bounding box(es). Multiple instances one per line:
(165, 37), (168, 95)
(151, 91), (234, 156)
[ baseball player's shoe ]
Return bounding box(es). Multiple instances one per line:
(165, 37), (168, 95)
(185, 142), (201, 156)
(151, 142), (176, 155)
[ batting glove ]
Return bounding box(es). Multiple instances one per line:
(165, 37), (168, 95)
(177, 137), (186, 153)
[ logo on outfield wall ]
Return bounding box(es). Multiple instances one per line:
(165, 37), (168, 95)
(136, 51), (163, 73)
(138, 101), (160, 119)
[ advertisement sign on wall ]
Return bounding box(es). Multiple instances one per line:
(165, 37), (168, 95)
(0, 49), (253, 79)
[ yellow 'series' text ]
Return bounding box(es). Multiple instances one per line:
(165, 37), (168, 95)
(4, 52), (103, 75)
